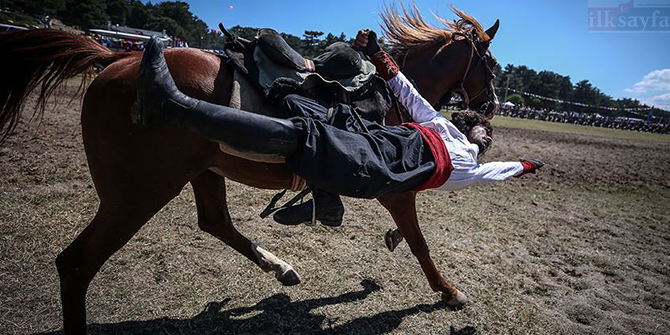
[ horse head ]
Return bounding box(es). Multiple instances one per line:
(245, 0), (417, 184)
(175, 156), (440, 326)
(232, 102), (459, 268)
(381, 4), (500, 119)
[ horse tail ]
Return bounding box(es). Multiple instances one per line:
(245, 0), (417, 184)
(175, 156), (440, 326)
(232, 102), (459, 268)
(0, 29), (131, 143)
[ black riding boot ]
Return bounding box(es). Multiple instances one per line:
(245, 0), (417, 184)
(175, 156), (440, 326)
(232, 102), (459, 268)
(132, 38), (301, 156)
(257, 28), (311, 71)
(273, 190), (345, 227)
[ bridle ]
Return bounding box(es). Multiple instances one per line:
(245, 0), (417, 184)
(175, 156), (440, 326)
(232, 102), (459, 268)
(442, 32), (498, 114)
(395, 31), (499, 123)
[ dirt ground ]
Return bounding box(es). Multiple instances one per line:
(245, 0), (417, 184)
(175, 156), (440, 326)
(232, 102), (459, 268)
(1, 86), (669, 335)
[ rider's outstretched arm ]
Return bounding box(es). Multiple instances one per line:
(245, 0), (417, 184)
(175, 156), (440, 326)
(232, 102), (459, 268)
(440, 159), (544, 191)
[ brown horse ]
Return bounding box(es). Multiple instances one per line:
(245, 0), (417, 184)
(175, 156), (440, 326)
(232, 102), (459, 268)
(0, 6), (499, 335)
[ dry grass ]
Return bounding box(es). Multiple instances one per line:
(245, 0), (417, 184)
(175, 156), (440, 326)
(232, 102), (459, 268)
(1, 87), (669, 335)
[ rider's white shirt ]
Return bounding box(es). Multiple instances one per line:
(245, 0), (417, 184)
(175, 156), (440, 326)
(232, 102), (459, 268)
(387, 72), (523, 191)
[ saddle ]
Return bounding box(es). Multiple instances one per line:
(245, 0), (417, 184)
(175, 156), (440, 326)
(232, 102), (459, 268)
(217, 24), (393, 125)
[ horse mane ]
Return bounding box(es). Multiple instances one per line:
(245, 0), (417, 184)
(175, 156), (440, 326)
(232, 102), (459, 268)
(380, 3), (490, 58)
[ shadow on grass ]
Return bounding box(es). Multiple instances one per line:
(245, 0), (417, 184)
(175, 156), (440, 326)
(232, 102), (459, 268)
(35, 279), (476, 335)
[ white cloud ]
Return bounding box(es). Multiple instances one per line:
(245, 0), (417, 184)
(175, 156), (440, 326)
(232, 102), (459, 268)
(625, 69), (670, 94)
(642, 92), (670, 110)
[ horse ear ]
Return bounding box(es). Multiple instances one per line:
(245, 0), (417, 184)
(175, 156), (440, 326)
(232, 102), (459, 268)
(485, 19), (500, 40)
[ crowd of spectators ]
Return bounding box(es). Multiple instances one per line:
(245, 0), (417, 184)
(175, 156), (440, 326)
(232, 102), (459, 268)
(92, 34), (145, 52)
(497, 105), (669, 134)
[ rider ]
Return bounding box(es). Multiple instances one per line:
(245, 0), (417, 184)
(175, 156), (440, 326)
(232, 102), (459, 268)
(354, 29), (543, 186)
(131, 30), (544, 224)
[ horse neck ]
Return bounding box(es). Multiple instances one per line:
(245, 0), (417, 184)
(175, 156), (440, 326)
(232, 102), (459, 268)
(396, 43), (466, 107)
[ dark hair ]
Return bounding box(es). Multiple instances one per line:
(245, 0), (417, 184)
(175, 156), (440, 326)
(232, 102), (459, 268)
(451, 110), (492, 138)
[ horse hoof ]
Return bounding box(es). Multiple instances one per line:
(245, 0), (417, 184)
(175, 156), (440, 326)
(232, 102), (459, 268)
(385, 229), (402, 252)
(277, 268), (301, 286)
(442, 289), (468, 308)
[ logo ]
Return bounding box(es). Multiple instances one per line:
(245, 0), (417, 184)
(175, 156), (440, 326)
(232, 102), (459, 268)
(588, 0), (670, 32)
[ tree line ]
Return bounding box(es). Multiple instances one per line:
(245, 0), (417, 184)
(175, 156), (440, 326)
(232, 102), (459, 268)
(493, 64), (663, 118)
(0, 0), (354, 53)
(0, 0), (220, 47)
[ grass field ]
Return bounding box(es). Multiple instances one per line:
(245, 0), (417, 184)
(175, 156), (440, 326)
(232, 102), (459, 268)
(1, 87), (669, 335)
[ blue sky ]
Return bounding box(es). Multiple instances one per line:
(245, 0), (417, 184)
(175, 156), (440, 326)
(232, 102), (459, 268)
(160, 0), (670, 109)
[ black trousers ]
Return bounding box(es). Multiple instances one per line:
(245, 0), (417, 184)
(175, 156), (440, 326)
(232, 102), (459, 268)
(278, 95), (434, 199)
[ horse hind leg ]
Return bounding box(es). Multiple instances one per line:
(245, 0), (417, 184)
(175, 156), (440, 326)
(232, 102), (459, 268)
(56, 143), (192, 333)
(191, 170), (300, 286)
(56, 195), (175, 335)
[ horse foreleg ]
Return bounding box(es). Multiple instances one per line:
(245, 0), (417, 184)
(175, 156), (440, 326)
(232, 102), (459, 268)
(191, 170), (300, 286)
(377, 192), (468, 307)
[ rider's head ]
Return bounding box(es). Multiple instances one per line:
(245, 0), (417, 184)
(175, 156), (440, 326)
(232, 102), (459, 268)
(451, 110), (493, 155)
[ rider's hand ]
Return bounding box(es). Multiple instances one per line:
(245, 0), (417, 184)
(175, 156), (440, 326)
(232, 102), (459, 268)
(353, 29), (381, 56)
(355, 29), (398, 80)
(515, 159), (545, 177)
(353, 29), (369, 49)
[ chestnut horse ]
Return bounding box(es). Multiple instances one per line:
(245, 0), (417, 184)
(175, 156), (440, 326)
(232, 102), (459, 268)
(0, 6), (499, 335)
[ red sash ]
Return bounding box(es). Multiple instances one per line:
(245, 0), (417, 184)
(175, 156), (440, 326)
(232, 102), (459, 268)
(402, 123), (453, 192)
